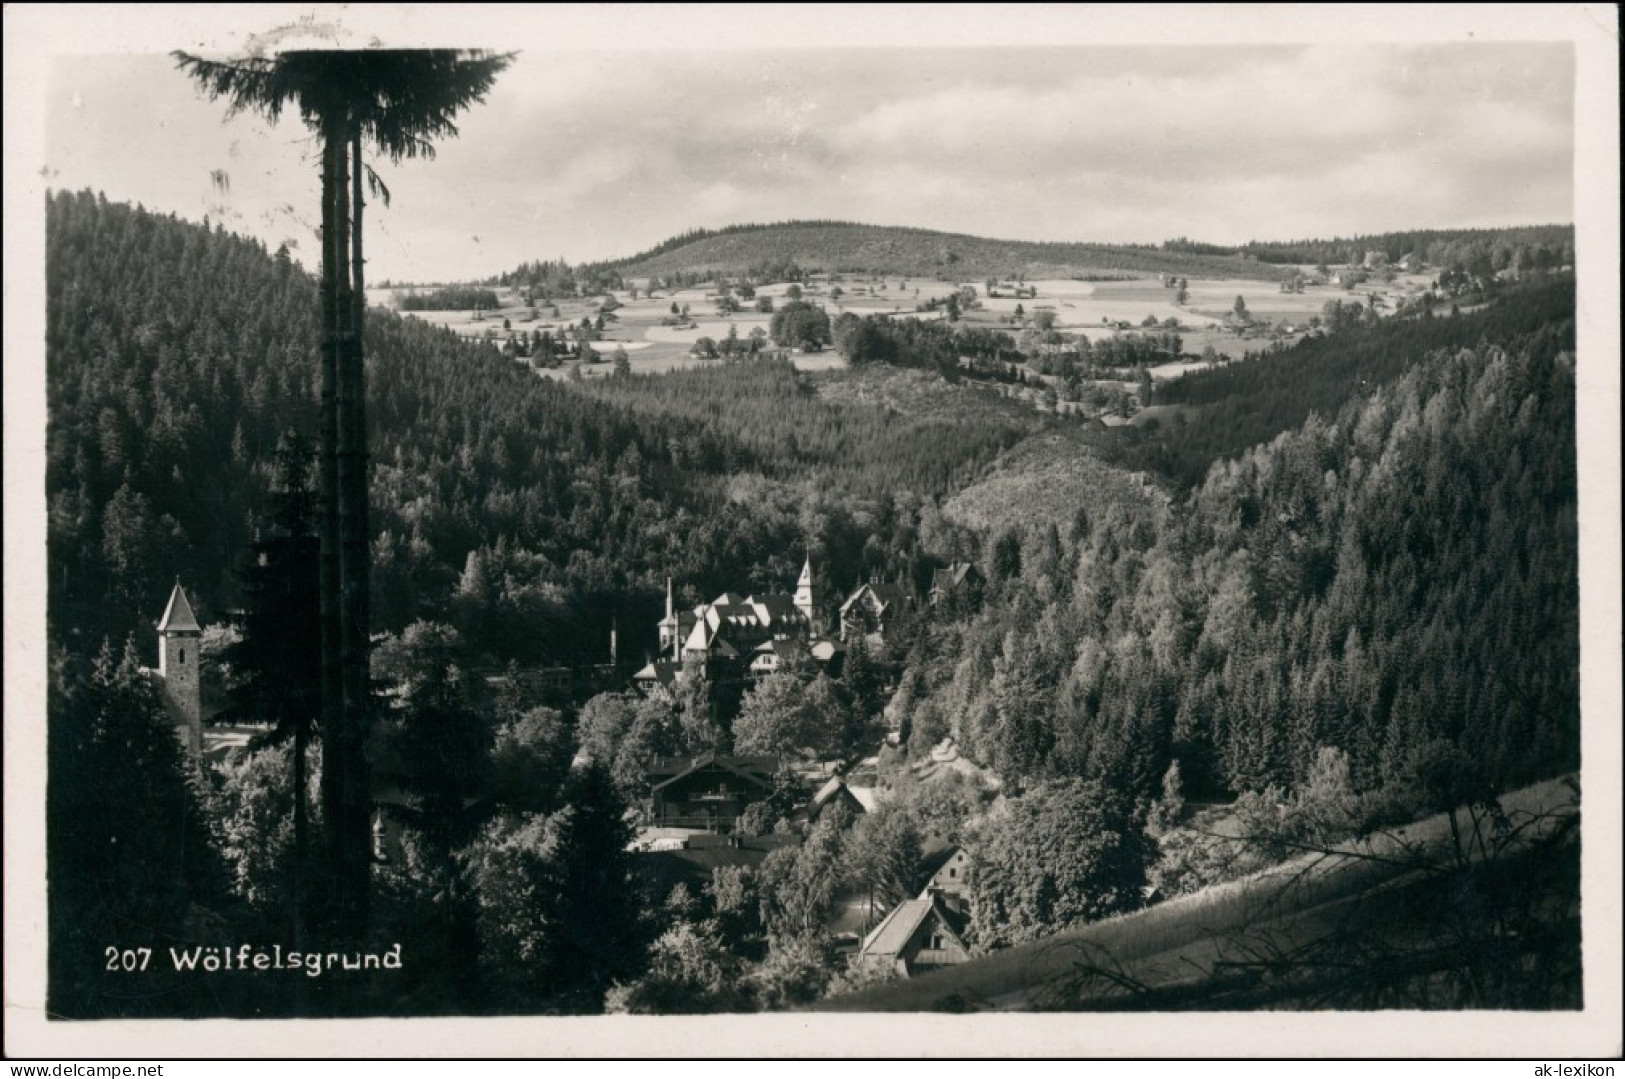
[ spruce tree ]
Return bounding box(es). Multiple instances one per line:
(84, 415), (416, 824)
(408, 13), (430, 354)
(221, 432), (321, 934)
(174, 48), (512, 935)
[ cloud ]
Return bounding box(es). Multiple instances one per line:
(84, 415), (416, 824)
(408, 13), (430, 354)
(43, 43), (1574, 279)
(830, 45), (1568, 183)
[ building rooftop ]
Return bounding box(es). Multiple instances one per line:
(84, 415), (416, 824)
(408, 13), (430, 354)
(647, 752), (780, 791)
(861, 898), (937, 958)
(156, 582), (201, 633)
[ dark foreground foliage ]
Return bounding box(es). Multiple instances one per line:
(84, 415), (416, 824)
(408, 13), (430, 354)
(1044, 790), (1581, 1010)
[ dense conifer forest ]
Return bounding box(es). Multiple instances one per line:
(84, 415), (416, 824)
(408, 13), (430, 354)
(1227, 224), (1573, 268)
(898, 314), (1577, 801)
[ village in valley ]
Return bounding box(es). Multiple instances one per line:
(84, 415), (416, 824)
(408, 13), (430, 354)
(152, 542), (993, 979)
(377, 246), (1465, 429)
(32, 22), (1598, 1032)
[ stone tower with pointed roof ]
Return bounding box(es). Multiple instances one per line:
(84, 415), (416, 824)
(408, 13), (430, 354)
(156, 581), (203, 756)
(795, 551), (816, 628)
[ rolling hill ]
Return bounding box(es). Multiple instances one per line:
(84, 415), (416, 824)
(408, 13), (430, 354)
(604, 221), (1291, 281)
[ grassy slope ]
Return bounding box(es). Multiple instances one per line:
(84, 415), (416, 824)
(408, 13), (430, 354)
(807, 364), (1039, 426)
(619, 223), (1289, 281)
(816, 776), (1578, 1012)
(942, 428), (1170, 537)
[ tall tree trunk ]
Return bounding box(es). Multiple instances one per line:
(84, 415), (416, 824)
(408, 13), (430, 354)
(317, 112), (344, 928)
(336, 121), (373, 936)
(292, 717), (308, 936)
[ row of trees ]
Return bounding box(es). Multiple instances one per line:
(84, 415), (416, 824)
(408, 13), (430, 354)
(397, 285), (501, 311)
(1163, 224), (1574, 271)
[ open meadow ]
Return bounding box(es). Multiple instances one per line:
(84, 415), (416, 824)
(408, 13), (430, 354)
(372, 262), (1448, 393)
(376, 264), (1438, 371)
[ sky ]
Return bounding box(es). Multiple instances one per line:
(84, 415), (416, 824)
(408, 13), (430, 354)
(26, 7), (1583, 283)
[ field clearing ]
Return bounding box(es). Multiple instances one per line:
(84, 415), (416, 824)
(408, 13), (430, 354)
(1080, 281), (1165, 302)
(643, 317), (771, 344)
(583, 339), (653, 352)
(1147, 357), (1224, 379)
(841, 305), (913, 318)
(533, 349), (847, 381)
(1175, 329), (1274, 360)
(382, 265), (1440, 380)
(943, 429), (1169, 534)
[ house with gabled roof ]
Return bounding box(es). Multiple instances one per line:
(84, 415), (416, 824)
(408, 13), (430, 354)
(747, 635), (809, 678)
(855, 893), (972, 977)
(919, 842), (971, 913)
(839, 579), (914, 643)
(806, 776), (867, 824)
(929, 561), (984, 609)
(630, 658), (684, 703)
(647, 752), (779, 832)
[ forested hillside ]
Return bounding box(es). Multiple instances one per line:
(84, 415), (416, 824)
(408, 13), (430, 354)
(46, 192), (1581, 797)
(1227, 224), (1573, 268)
(894, 310), (1577, 805)
(1115, 280), (1578, 486)
(44, 192), (995, 665)
(494, 222), (1570, 297)
(572, 360), (1034, 500)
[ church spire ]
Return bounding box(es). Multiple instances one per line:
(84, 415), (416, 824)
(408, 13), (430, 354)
(795, 549), (815, 627)
(157, 580), (201, 634)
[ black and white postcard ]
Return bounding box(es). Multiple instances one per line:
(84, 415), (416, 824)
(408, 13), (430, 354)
(5, 4), (1619, 1060)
